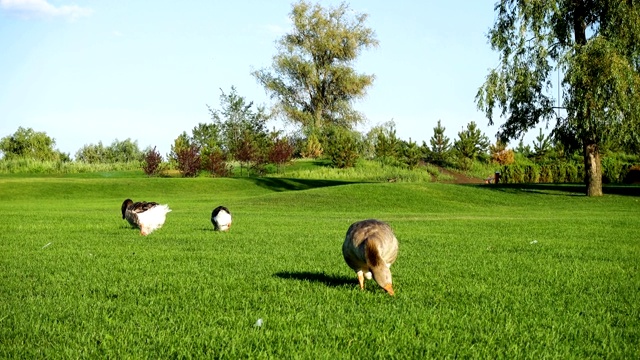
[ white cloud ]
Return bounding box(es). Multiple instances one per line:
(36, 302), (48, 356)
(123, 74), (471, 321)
(0, 0), (92, 20)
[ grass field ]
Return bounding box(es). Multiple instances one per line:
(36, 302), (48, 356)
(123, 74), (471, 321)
(0, 173), (639, 358)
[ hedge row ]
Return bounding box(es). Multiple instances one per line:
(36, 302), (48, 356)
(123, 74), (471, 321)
(499, 159), (639, 184)
(499, 162), (584, 184)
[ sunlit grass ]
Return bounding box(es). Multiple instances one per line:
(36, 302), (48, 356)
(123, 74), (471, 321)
(275, 158), (453, 182)
(0, 175), (638, 358)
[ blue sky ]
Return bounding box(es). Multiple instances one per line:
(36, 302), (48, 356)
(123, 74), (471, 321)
(0, 0), (543, 158)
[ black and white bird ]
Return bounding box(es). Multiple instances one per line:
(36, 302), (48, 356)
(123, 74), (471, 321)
(211, 206), (232, 231)
(121, 199), (171, 236)
(342, 219), (399, 295)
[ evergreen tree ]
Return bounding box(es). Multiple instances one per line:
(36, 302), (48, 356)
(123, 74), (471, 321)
(532, 128), (552, 163)
(428, 120), (452, 165)
(453, 122), (490, 163)
(401, 138), (421, 170)
(515, 139), (532, 157)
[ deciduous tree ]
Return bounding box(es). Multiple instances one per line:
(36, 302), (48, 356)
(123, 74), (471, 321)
(476, 0), (640, 196)
(0, 127), (66, 161)
(208, 87), (270, 162)
(253, 1), (378, 135)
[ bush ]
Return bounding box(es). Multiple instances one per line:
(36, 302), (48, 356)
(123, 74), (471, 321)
(500, 163), (525, 183)
(602, 156), (628, 184)
(176, 145), (201, 177)
(206, 149), (232, 177)
(301, 134), (323, 159)
(142, 147), (163, 176)
(323, 128), (361, 169)
(523, 164), (540, 183)
(539, 165), (554, 183)
(269, 138), (295, 173)
(565, 162), (582, 183)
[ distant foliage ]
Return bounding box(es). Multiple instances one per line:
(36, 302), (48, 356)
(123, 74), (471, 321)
(368, 121), (399, 165)
(323, 127), (361, 168)
(500, 160), (585, 184)
(428, 120), (452, 165)
(453, 122), (490, 169)
(400, 139), (421, 170)
(170, 132), (192, 166)
(301, 134), (323, 159)
(191, 122), (221, 169)
(269, 137), (295, 173)
(532, 128), (552, 163)
(208, 87), (270, 160)
(176, 145), (201, 177)
(206, 149), (232, 177)
(253, 1), (377, 133)
(0, 127), (69, 162)
(235, 134), (260, 176)
(490, 141), (515, 165)
(143, 146), (163, 176)
(76, 138), (143, 163)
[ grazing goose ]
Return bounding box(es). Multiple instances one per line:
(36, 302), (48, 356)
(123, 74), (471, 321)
(211, 206), (232, 231)
(121, 199), (171, 236)
(342, 219), (399, 296)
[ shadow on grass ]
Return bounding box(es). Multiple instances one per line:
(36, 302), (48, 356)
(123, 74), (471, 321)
(274, 271), (354, 288)
(475, 183), (640, 197)
(240, 177), (357, 192)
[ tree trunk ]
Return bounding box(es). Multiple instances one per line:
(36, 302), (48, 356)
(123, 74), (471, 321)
(584, 142), (603, 196)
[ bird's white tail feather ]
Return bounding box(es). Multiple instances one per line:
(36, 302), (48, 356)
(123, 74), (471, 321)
(137, 205), (171, 232)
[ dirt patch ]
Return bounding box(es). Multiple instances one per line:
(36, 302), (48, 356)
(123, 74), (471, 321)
(436, 167), (485, 184)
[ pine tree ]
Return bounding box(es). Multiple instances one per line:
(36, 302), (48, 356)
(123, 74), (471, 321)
(453, 122), (490, 163)
(429, 120), (451, 165)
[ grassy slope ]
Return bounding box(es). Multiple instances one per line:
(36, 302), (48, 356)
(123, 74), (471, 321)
(0, 175), (639, 358)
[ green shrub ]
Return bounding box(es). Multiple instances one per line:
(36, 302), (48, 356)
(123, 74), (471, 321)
(539, 164), (554, 183)
(323, 127), (361, 169)
(602, 156), (629, 184)
(552, 163), (567, 183)
(500, 163), (524, 183)
(524, 164), (540, 183)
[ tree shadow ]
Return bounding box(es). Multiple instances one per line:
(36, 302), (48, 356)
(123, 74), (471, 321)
(274, 271), (354, 288)
(240, 177), (358, 192)
(475, 183), (640, 197)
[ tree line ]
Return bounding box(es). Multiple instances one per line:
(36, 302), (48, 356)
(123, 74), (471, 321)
(1, 0), (639, 194)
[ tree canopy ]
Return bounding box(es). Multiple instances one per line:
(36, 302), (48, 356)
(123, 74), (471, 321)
(0, 127), (68, 161)
(476, 0), (640, 196)
(253, 0), (378, 134)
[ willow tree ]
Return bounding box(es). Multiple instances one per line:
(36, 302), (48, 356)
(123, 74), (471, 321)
(476, 0), (640, 196)
(253, 1), (378, 134)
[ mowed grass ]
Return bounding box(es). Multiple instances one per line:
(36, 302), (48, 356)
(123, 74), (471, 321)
(0, 175), (639, 359)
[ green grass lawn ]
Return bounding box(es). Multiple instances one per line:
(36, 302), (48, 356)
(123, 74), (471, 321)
(0, 174), (638, 358)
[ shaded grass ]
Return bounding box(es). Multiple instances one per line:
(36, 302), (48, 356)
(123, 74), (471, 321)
(0, 176), (639, 358)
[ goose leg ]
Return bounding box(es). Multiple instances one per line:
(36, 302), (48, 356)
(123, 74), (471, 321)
(356, 270), (365, 290)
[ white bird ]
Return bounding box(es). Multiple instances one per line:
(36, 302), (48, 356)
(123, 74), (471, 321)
(342, 219), (399, 296)
(121, 198), (171, 236)
(211, 206), (232, 231)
